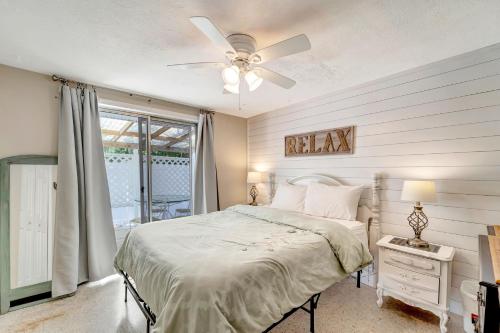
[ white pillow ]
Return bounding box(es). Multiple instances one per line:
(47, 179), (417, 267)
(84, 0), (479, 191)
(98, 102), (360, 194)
(270, 183), (307, 212)
(304, 183), (363, 220)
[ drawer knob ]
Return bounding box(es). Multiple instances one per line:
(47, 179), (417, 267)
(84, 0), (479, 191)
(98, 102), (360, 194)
(400, 273), (420, 281)
(399, 284), (419, 295)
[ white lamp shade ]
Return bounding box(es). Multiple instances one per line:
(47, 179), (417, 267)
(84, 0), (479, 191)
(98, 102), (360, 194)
(221, 65), (240, 85)
(247, 171), (262, 184)
(401, 180), (436, 203)
(245, 70), (263, 91)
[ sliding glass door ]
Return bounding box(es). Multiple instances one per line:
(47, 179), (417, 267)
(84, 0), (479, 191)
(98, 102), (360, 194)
(99, 109), (196, 248)
(149, 118), (194, 221)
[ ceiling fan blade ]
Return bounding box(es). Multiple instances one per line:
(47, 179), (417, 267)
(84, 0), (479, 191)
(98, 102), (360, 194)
(254, 67), (296, 89)
(190, 16), (237, 59)
(251, 34), (311, 63)
(166, 62), (226, 70)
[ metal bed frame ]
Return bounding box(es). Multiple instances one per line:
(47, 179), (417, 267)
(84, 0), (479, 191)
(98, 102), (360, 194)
(120, 269), (362, 333)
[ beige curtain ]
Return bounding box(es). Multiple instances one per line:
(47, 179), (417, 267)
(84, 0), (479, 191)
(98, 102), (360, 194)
(193, 111), (219, 214)
(52, 85), (116, 297)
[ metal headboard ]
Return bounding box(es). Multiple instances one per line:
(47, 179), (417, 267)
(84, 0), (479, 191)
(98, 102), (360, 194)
(287, 174), (343, 186)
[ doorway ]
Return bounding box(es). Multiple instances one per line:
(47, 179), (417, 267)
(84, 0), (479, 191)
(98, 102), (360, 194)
(99, 109), (196, 248)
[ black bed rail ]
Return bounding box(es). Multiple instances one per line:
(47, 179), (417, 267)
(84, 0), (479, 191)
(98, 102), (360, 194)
(119, 269), (362, 333)
(121, 270), (156, 333)
(263, 293), (321, 333)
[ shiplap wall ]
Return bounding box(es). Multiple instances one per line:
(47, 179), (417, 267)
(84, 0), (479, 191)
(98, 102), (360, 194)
(248, 43), (500, 314)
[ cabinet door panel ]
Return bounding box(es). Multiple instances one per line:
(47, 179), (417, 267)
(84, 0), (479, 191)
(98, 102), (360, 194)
(10, 165), (56, 289)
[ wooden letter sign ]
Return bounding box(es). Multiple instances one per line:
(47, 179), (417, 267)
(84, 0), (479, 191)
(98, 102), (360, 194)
(284, 126), (354, 157)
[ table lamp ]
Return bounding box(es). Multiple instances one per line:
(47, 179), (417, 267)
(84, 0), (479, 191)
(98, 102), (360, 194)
(247, 171), (262, 206)
(400, 180), (436, 248)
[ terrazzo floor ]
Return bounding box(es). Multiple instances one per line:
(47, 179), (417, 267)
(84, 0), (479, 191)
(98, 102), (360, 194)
(0, 275), (463, 333)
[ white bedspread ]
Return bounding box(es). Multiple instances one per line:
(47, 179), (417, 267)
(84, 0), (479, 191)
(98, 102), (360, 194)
(114, 205), (372, 333)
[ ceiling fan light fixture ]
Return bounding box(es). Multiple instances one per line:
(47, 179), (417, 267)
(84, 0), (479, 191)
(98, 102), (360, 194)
(224, 82), (239, 94)
(177, 16), (311, 96)
(245, 70), (263, 91)
(221, 65), (240, 85)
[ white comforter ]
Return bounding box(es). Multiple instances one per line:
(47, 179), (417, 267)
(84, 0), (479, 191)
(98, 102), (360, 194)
(114, 205), (372, 333)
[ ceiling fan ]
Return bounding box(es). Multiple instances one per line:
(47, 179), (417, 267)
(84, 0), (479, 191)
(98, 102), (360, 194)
(167, 16), (311, 94)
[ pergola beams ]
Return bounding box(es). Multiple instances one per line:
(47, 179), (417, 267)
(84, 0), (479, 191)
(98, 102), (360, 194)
(101, 127), (189, 154)
(151, 126), (171, 139)
(112, 121), (134, 142)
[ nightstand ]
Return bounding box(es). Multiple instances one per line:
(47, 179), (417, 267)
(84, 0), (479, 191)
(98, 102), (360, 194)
(376, 235), (455, 333)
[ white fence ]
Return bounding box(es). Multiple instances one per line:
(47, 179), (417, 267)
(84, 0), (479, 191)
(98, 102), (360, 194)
(104, 153), (191, 208)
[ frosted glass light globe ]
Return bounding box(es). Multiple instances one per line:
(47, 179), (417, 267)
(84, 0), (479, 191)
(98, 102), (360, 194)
(221, 65), (240, 85)
(245, 70), (263, 91)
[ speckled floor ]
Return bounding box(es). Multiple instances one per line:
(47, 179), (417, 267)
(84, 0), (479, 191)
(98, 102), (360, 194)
(0, 275), (463, 333)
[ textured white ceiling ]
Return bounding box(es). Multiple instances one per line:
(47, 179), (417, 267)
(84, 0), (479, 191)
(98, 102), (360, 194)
(1, 0), (500, 117)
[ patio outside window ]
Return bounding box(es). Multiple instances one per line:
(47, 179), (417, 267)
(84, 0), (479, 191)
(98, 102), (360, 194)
(99, 109), (196, 248)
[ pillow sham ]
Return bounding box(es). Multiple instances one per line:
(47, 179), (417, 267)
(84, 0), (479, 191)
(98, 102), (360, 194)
(304, 182), (363, 220)
(270, 183), (307, 212)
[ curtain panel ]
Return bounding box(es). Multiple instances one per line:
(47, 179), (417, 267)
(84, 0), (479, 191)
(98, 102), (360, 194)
(52, 85), (116, 297)
(193, 112), (219, 214)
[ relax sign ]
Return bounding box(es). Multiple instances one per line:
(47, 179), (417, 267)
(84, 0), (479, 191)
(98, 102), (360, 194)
(284, 126), (354, 157)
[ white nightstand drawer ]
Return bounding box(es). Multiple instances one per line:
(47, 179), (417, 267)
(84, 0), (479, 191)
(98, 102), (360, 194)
(382, 261), (440, 292)
(384, 249), (441, 276)
(383, 277), (440, 304)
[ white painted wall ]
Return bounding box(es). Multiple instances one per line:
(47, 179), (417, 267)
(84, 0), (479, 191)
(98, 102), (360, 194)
(248, 43), (500, 315)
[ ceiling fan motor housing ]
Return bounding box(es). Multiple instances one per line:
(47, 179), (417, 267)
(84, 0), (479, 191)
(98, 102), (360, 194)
(227, 34), (257, 60)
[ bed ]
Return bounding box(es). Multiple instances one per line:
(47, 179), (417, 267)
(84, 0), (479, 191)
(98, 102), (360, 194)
(114, 174), (381, 333)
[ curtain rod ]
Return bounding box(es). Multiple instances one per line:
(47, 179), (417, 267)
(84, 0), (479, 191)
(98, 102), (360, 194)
(200, 109), (215, 114)
(52, 74), (214, 113)
(51, 74), (88, 86)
